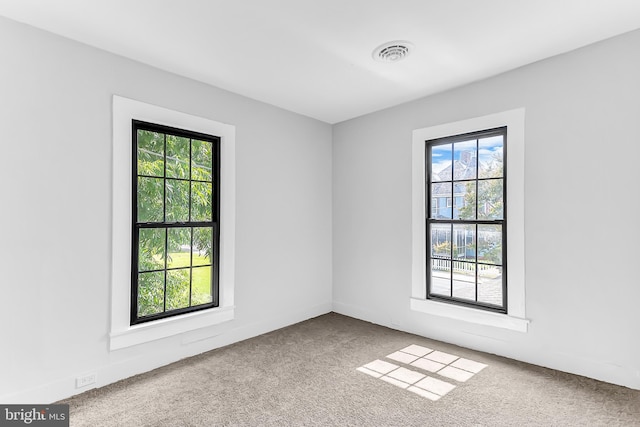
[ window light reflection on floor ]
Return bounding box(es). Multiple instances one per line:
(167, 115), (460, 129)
(356, 344), (487, 401)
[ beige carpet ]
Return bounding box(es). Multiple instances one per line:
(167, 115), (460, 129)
(61, 313), (640, 426)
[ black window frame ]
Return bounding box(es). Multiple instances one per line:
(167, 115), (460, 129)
(425, 126), (507, 313)
(131, 120), (221, 325)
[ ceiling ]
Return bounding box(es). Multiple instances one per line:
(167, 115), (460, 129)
(2, 1), (640, 124)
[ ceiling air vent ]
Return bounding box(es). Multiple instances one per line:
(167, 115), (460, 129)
(373, 41), (414, 63)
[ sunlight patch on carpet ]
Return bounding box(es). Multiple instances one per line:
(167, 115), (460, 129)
(357, 344), (487, 401)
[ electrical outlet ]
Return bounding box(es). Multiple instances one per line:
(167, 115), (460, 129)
(76, 373), (97, 388)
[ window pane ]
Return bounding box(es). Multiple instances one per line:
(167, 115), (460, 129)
(166, 268), (190, 310)
(167, 227), (191, 268)
(430, 259), (451, 297)
(452, 261), (476, 301)
(137, 130), (164, 177)
(430, 143), (452, 182)
(478, 265), (503, 306)
(453, 139), (477, 180)
(453, 224), (475, 261)
(138, 271), (165, 317)
(426, 129), (506, 313)
(431, 183), (451, 219)
(430, 223), (451, 258)
(165, 179), (190, 222)
(453, 181), (476, 220)
(191, 266), (212, 306)
(478, 135), (504, 179)
(166, 135), (190, 179)
(137, 177), (164, 223)
(138, 228), (165, 272)
(133, 122), (219, 324)
(191, 182), (213, 221)
(478, 179), (503, 220)
(192, 227), (213, 266)
(478, 225), (502, 265)
(192, 139), (213, 181)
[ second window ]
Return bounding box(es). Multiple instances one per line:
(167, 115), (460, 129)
(426, 127), (506, 312)
(132, 120), (220, 325)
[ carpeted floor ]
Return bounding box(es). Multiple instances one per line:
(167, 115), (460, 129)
(61, 313), (640, 426)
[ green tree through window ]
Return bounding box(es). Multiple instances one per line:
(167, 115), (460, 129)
(132, 121), (220, 324)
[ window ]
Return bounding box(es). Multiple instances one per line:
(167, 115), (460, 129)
(426, 127), (506, 312)
(411, 109), (527, 332)
(111, 95), (235, 350)
(132, 121), (220, 324)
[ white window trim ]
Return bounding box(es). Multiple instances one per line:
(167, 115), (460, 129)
(110, 95), (236, 350)
(411, 108), (529, 332)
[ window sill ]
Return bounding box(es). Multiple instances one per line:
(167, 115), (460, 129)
(109, 306), (234, 350)
(410, 298), (529, 332)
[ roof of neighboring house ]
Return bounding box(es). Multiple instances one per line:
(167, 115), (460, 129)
(432, 155), (477, 197)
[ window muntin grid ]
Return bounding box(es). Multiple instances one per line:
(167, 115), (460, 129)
(131, 120), (220, 325)
(426, 127), (507, 312)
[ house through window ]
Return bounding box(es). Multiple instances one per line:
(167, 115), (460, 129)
(131, 120), (220, 325)
(426, 127), (506, 312)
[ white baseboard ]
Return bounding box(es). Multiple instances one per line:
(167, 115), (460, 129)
(333, 300), (640, 390)
(333, 301), (391, 328)
(1, 302), (332, 404)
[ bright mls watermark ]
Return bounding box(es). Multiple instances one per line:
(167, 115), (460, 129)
(0, 405), (68, 426)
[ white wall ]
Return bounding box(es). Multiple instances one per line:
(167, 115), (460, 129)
(0, 17), (332, 403)
(333, 29), (640, 389)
